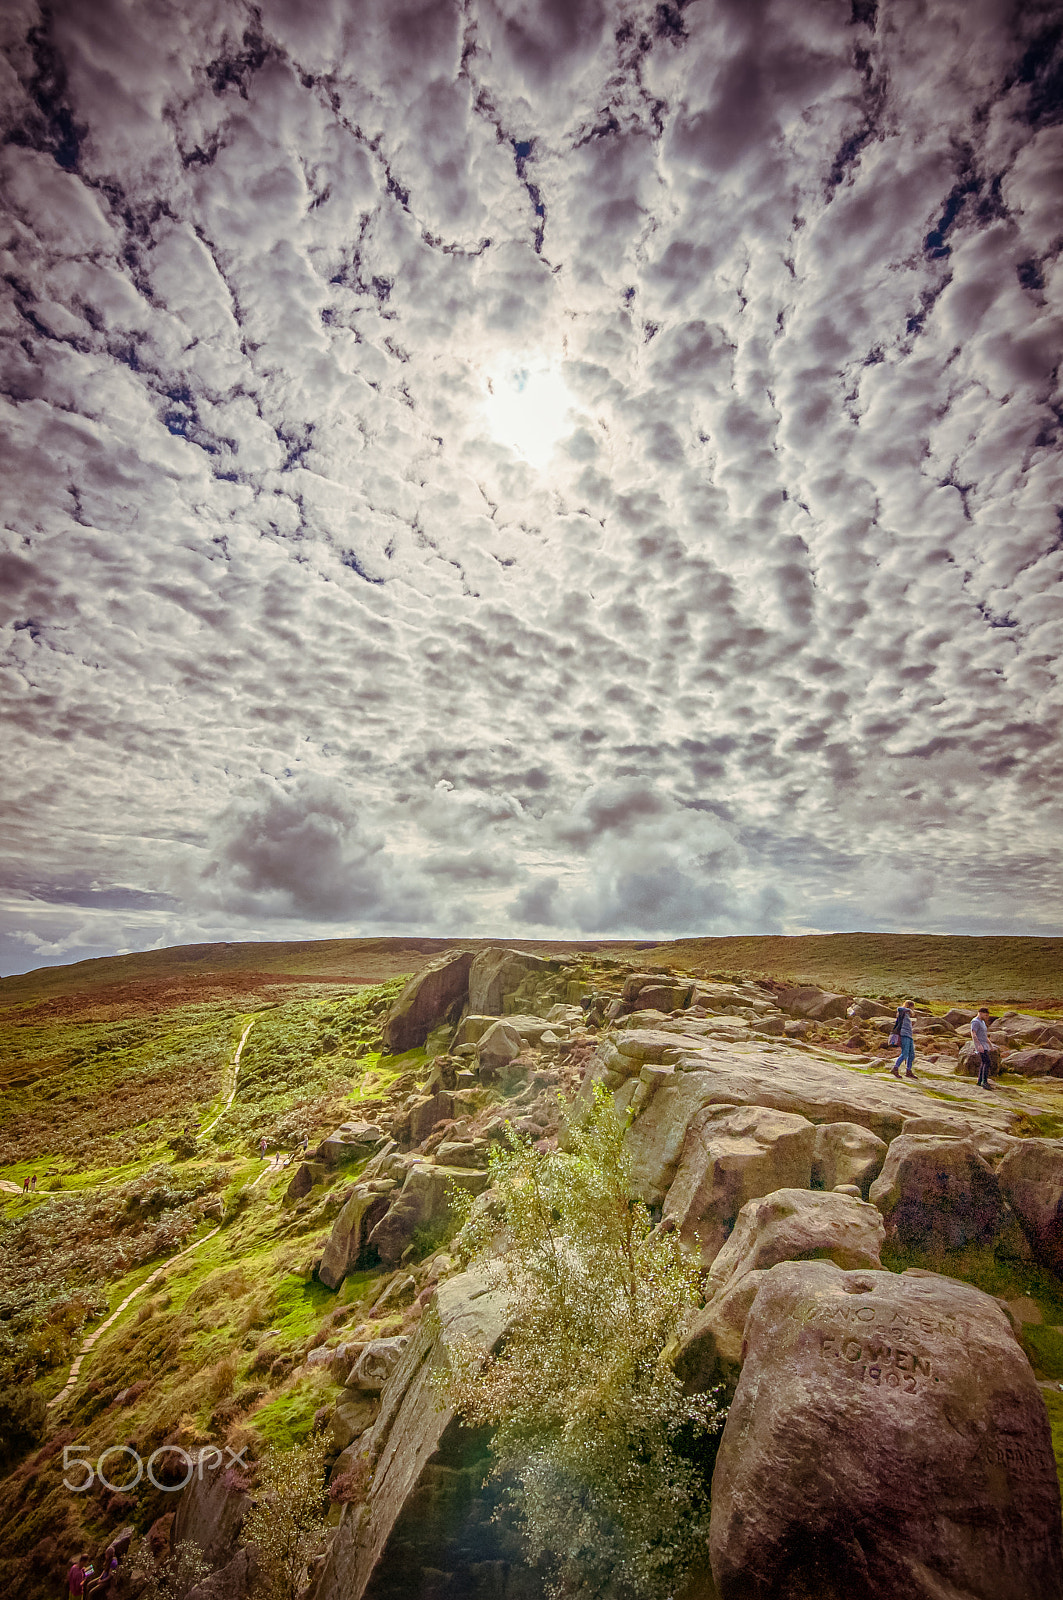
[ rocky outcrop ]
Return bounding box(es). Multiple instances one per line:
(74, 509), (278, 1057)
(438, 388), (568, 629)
(677, 1188), (885, 1392)
(662, 1105), (816, 1263)
(384, 951), (475, 1054)
(467, 948), (548, 1015)
(173, 1460), (251, 1570)
(310, 1272), (512, 1600)
(368, 1162), (490, 1266)
(319, 1122), (388, 1166)
(186, 1548), (260, 1600)
(622, 1048), (915, 1206)
(319, 1188), (395, 1289)
(708, 1261), (1063, 1599)
(997, 1139), (1063, 1275)
(868, 1135), (1004, 1251)
(811, 1121), (888, 1198)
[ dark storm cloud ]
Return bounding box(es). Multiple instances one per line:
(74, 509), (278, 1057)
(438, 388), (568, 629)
(0, 0), (1061, 971)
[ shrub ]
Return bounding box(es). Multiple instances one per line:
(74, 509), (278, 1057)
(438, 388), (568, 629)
(0, 1384), (46, 1472)
(448, 1086), (726, 1600)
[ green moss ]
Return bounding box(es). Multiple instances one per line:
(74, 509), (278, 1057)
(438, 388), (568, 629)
(250, 1372), (338, 1449)
(1043, 1388), (1063, 1501)
(880, 1240), (1063, 1326)
(269, 1274), (336, 1339)
(1021, 1325), (1063, 1381)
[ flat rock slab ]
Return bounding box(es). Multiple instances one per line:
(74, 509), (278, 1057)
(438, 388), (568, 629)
(622, 1046), (959, 1204)
(709, 1260), (1063, 1600)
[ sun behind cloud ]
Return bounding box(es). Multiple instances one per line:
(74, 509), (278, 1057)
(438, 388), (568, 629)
(484, 362), (573, 468)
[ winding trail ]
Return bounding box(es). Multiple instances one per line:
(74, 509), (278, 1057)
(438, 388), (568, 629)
(47, 1224), (222, 1411)
(43, 1019), (260, 1411)
(200, 1016), (256, 1137)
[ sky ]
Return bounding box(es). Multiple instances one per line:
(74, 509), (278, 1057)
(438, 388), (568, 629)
(1, 0), (1062, 976)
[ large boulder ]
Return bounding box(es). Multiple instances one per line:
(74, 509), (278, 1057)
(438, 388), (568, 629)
(709, 1260), (1063, 1599)
(622, 970), (667, 1002)
(330, 1392), (379, 1451)
(780, 986), (852, 1020)
(634, 981), (693, 1013)
(1001, 1048), (1063, 1078)
(476, 1020), (521, 1075)
(662, 1105), (816, 1263)
(994, 1011), (1062, 1046)
(468, 947), (549, 1015)
(997, 1139), (1063, 1275)
(319, 1187), (395, 1288)
(286, 1160), (327, 1200)
(703, 1188), (886, 1301)
(678, 1188), (885, 1393)
(848, 998), (896, 1020)
(676, 1271), (767, 1394)
(347, 1336), (410, 1394)
(811, 1121), (888, 1198)
(407, 1090), (453, 1146)
(384, 951), (475, 1054)
(868, 1135), (1004, 1251)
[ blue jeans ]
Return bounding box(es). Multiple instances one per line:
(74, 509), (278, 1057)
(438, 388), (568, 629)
(977, 1049), (994, 1086)
(894, 1036), (915, 1071)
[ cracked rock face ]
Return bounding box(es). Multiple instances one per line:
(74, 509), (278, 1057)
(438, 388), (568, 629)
(708, 1260), (1063, 1600)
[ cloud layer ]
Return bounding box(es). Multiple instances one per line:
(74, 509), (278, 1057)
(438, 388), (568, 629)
(1, 0), (1061, 971)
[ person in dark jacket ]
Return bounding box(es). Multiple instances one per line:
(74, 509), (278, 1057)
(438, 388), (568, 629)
(971, 1007), (994, 1089)
(891, 1000), (917, 1079)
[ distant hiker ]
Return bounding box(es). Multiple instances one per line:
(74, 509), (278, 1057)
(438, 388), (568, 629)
(30, 1172), (36, 1191)
(890, 1001), (917, 1079)
(259, 1136), (268, 1159)
(21, 1176), (28, 1193)
(971, 1007), (994, 1089)
(67, 1556), (89, 1598)
(301, 1133), (309, 1154)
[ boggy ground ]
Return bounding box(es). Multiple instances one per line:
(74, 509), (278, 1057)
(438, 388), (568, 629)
(0, 938), (1061, 1600)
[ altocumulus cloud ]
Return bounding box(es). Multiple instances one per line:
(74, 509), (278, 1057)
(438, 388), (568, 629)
(0, 0), (1061, 972)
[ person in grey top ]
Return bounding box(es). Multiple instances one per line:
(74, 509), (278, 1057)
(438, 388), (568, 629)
(971, 1007), (994, 1089)
(891, 1000), (917, 1079)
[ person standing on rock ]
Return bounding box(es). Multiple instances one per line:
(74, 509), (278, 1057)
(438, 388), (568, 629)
(891, 1001), (917, 1079)
(259, 1135), (268, 1160)
(971, 1007), (994, 1089)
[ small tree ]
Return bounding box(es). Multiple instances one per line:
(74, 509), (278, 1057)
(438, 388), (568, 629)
(448, 1086), (726, 1600)
(240, 1435), (331, 1600)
